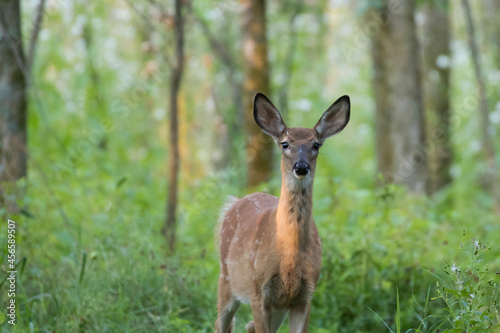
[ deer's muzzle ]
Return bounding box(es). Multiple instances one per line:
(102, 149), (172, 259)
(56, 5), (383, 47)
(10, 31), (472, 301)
(293, 162), (310, 176)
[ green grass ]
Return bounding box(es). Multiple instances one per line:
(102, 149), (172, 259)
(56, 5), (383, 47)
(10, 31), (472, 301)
(1, 170), (499, 332)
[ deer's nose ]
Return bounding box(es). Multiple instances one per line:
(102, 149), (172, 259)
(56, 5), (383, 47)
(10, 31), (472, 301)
(293, 162), (310, 176)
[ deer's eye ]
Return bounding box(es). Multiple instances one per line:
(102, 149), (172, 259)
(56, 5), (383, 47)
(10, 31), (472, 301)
(281, 142), (289, 150)
(313, 142), (321, 151)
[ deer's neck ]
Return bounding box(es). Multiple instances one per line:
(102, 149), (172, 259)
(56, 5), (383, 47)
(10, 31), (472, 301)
(276, 174), (314, 256)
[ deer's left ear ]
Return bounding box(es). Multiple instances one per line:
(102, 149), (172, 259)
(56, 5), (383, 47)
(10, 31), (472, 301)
(314, 95), (350, 141)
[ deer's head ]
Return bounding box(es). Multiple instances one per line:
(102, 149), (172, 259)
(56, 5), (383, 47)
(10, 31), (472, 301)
(254, 93), (350, 186)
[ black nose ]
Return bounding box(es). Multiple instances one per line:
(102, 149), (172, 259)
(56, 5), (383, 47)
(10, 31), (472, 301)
(293, 162), (310, 176)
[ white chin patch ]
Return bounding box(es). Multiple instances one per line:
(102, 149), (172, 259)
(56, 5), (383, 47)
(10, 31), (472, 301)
(286, 172), (312, 190)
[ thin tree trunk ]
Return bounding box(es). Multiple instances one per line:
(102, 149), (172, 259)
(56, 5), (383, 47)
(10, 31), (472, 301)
(164, 0), (185, 250)
(0, 0), (27, 183)
(368, 6), (393, 184)
(240, 0), (272, 187)
(422, 1), (452, 194)
(83, 20), (104, 111)
(277, 0), (302, 117)
(462, 0), (500, 214)
(385, 0), (427, 193)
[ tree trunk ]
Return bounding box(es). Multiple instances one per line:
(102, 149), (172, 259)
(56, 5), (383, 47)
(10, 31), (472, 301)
(368, 1), (427, 193)
(385, 0), (427, 193)
(0, 0), (27, 183)
(164, 0), (185, 250)
(368, 6), (393, 184)
(421, 1), (452, 194)
(240, 0), (272, 187)
(462, 0), (500, 214)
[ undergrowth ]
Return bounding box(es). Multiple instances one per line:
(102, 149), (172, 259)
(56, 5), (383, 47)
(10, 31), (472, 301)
(1, 174), (499, 332)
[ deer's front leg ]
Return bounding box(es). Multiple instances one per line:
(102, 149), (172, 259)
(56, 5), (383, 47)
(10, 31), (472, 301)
(289, 301), (311, 333)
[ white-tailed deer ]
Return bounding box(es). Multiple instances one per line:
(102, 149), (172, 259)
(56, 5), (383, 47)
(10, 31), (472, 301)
(215, 93), (350, 333)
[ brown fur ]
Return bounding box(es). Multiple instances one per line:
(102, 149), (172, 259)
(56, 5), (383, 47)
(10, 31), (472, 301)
(215, 93), (350, 333)
(215, 129), (322, 333)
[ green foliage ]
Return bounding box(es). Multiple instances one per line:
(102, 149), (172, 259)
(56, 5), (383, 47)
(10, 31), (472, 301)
(433, 239), (500, 332)
(1, 1), (500, 332)
(3, 174), (499, 332)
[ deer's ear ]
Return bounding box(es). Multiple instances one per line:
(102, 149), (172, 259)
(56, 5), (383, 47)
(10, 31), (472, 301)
(314, 95), (350, 141)
(254, 93), (286, 139)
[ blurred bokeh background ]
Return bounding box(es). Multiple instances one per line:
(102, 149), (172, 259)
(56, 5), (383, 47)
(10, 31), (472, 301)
(0, 0), (499, 331)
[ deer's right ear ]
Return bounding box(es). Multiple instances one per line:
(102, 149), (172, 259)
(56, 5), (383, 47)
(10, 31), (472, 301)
(253, 93), (286, 139)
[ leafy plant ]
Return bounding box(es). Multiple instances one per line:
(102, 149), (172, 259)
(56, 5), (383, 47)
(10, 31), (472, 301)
(432, 238), (500, 332)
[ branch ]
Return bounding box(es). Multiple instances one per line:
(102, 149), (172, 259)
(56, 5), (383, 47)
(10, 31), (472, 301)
(192, 7), (244, 155)
(193, 11), (235, 71)
(278, 0), (303, 115)
(146, 0), (168, 14)
(123, 0), (174, 68)
(28, 0), (47, 71)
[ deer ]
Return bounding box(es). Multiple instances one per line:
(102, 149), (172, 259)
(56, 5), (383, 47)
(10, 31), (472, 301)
(215, 92), (350, 333)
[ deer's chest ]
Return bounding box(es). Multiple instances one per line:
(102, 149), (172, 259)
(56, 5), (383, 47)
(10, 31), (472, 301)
(262, 264), (314, 308)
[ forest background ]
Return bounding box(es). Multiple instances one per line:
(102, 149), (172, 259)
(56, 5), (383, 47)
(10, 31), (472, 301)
(0, 0), (499, 332)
